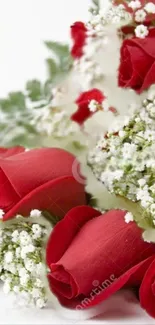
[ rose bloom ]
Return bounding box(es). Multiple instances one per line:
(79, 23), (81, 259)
(47, 206), (155, 310)
(118, 28), (155, 93)
(0, 147), (86, 220)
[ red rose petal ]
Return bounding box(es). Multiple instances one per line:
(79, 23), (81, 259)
(46, 206), (101, 266)
(140, 258), (155, 318)
(71, 89), (105, 125)
(3, 176), (86, 221)
(71, 22), (87, 59)
(0, 148), (86, 219)
(140, 61), (155, 92)
(118, 28), (155, 93)
(0, 148), (80, 198)
(0, 146), (25, 158)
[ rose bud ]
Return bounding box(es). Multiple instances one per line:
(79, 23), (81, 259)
(71, 21), (87, 59)
(0, 147), (86, 221)
(46, 207), (155, 309)
(71, 89), (105, 125)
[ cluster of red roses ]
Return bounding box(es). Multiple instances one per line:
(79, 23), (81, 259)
(1, 147), (155, 318)
(70, 15), (155, 125)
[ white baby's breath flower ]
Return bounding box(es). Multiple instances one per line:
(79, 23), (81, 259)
(19, 267), (28, 278)
(122, 143), (137, 159)
(3, 282), (11, 294)
(16, 247), (21, 258)
(36, 262), (44, 275)
(88, 100), (98, 112)
(0, 209), (4, 219)
(30, 210), (42, 218)
(145, 2), (155, 13)
(150, 204), (155, 216)
(12, 230), (19, 243)
(32, 288), (41, 299)
(32, 224), (42, 239)
(124, 212), (134, 223)
(36, 298), (46, 309)
(20, 231), (32, 246)
(20, 274), (30, 286)
(26, 244), (35, 253)
(128, 0), (141, 9)
(119, 130), (125, 138)
(4, 251), (13, 264)
(0, 214), (50, 308)
(135, 9), (146, 22)
(135, 24), (149, 38)
(138, 179), (146, 187)
(1, 275), (5, 281)
(25, 259), (35, 273)
(13, 286), (20, 294)
(21, 244), (35, 258)
(8, 263), (16, 274)
(35, 279), (44, 288)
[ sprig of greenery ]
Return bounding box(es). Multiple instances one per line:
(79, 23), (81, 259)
(89, 0), (100, 14)
(0, 41), (73, 148)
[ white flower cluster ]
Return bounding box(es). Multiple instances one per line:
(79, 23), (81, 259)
(73, 33), (104, 90)
(73, 2), (130, 91)
(31, 105), (79, 138)
(128, 0), (155, 38)
(0, 211), (50, 308)
(88, 86), (155, 226)
(88, 99), (108, 113)
(90, 4), (132, 29)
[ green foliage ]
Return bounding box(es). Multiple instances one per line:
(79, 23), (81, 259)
(46, 58), (58, 79)
(26, 80), (42, 102)
(0, 40), (73, 148)
(90, 0), (100, 14)
(44, 41), (73, 81)
(45, 41), (69, 58)
(0, 92), (26, 112)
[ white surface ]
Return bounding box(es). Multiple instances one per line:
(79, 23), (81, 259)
(0, 287), (154, 325)
(0, 0), (154, 323)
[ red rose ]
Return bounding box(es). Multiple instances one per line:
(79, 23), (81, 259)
(71, 21), (87, 59)
(46, 207), (155, 309)
(140, 258), (155, 318)
(118, 28), (155, 93)
(0, 146), (24, 158)
(0, 147), (86, 221)
(71, 89), (105, 125)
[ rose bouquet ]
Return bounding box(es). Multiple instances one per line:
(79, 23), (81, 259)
(2, 0), (155, 321)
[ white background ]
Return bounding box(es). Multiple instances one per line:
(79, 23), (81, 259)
(0, 0), (90, 97)
(0, 0), (154, 323)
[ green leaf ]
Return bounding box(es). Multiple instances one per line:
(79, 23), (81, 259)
(26, 80), (42, 102)
(43, 79), (52, 98)
(0, 91), (26, 112)
(92, 0), (99, 6)
(45, 41), (69, 59)
(90, 0), (100, 13)
(46, 58), (58, 79)
(45, 41), (73, 73)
